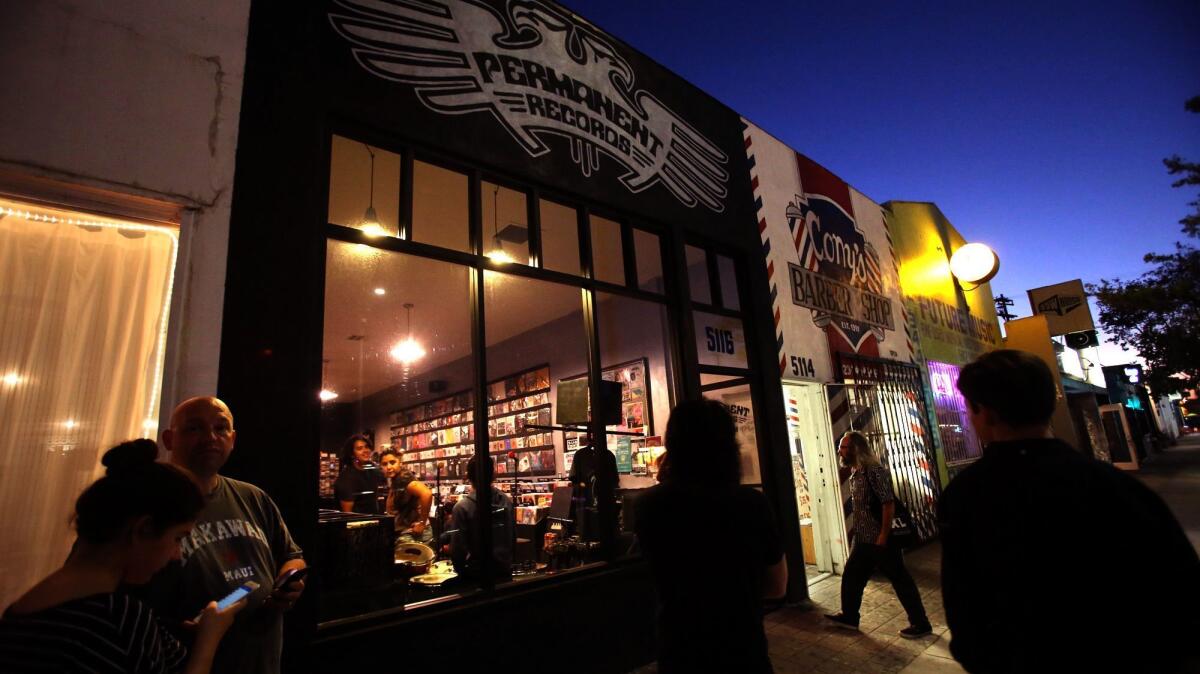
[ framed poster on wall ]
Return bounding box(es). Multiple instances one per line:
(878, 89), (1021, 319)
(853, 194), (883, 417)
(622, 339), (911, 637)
(560, 358), (653, 473)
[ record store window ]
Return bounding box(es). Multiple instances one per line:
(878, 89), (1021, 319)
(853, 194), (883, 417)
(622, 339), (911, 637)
(319, 241), (477, 620)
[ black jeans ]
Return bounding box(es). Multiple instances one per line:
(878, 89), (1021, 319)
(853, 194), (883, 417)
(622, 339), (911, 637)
(840, 542), (929, 627)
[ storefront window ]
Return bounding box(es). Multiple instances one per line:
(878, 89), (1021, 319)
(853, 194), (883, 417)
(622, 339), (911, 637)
(482, 181), (529, 265)
(633, 227), (664, 293)
(319, 240), (476, 619)
(702, 382), (763, 485)
(484, 271), (596, 582)
(539, 198), (581, 275)
(927, 360), (982, 464)
(589, 214), (624, 285)
(685, 244), (711, 304)
(412, 160), (470, 253)
(328, 135), (401, 237)
(596, 292), (675, 556)
(717, 254), (740, 310)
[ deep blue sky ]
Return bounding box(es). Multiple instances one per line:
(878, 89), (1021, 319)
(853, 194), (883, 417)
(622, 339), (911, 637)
(561, 0), (1200, 329)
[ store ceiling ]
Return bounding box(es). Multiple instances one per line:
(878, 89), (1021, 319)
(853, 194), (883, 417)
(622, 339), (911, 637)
(321, 240), (587, 403)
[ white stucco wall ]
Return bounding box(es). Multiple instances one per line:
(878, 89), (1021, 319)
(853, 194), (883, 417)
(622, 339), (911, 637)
(0, 0), (252, 407)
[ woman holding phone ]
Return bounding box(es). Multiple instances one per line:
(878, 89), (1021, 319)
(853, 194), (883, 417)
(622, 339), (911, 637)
(0, 439), (245, 673)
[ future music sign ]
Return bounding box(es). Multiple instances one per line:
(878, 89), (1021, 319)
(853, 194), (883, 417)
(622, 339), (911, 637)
(328, 0), (731, 213)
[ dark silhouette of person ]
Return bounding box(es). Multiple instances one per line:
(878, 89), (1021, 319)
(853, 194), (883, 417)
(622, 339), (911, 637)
(635, 399), (787, 673)
(941, 349), (1199, 673)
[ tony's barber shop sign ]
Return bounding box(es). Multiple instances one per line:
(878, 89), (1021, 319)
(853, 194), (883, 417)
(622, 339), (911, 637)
(329, 0), (730, 212)
(785, 159), (894, 355)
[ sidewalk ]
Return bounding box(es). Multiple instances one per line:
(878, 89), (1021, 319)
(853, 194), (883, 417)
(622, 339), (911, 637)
(629, 435), (1200, 674)
(762, 543), (960, 674)
(627, 541), (959, 674)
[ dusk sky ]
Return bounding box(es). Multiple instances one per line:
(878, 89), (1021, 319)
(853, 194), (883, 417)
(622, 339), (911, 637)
(562, 0), (1199, 363)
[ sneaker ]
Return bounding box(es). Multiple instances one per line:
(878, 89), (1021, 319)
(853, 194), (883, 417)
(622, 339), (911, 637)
(899, 624), (932, 639)
(823, 613), (860, 631)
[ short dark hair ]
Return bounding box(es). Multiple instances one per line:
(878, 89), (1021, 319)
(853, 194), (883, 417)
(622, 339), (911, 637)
(663, 398), (741, 488)
(957, 349), (1057, 428)
(74, 439), (205, 544)
(340, 434), (373, 468)
(466, 455), (494, 489)
(379, 448), (399, 461)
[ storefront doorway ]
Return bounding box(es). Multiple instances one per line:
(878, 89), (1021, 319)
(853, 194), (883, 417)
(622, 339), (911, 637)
(782, 382), (847, 581)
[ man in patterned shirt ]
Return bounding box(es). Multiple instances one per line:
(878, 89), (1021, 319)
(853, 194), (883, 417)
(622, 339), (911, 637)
(825, 430), (931, 638)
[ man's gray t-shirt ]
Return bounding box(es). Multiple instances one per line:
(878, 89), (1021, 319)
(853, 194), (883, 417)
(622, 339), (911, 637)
(145, 476), (303, 674)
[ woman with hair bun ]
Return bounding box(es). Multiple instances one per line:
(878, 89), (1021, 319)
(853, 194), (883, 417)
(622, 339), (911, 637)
(0, 439), (244, 673)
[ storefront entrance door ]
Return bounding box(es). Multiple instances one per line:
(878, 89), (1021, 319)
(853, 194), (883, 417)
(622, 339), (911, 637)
(782, 382), (847, 580)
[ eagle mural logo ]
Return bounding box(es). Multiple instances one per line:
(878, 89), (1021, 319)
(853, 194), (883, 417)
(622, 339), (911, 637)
(328, 0), (730, 213)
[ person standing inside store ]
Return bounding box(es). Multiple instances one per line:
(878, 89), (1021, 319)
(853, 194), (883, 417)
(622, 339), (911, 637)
(825, 431), (931, 638)
(449, 455), (514, 581)
(379, 448), (402, 484)
(942, 349), (1199, 673)
(145, 397), (307, 674)
(0, 439), (244, 673)
(388, 468), (434, 545)
(334, 434), (386, 514)
(635, 399), (787, 674)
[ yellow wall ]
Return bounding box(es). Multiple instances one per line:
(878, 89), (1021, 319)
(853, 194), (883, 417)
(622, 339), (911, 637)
(885, 201), (1002, 366)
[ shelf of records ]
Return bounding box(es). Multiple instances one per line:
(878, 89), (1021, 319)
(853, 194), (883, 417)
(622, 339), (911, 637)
(388, 365), (557, 481)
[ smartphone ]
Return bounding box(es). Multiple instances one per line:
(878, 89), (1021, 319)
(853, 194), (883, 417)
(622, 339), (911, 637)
(195, 581), (258, 621)
(273, 567), (309, 591)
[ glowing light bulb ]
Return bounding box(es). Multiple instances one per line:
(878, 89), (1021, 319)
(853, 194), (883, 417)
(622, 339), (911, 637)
(949, 243), (999, 285)
(143, 419), (158, 430)
(390, 338), (426, 364)
(486, 248), (515, 264)
(2, 372), (21, 386)
(361, 222), (388, 238)
(373, 287), (386, 296)
(64, 419), (78, 430)
(319, 389), (339, 402)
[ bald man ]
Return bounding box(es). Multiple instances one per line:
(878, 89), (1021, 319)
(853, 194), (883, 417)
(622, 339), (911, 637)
(146, 397), (306, 674)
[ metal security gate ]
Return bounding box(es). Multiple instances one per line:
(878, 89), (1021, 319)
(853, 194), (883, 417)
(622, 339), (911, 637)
(832, 354), (941, 541)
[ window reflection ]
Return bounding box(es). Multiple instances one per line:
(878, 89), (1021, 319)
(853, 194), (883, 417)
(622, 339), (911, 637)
(590, 214), (624, 284)
(328, 136), (400, 237)
(413, 160), (470, 252)
(634, 228), (664, 293)
(482, 181), (529, 265)
(717, 254), (740, 310)
(539, 199), (581, 275)
(686, 245), (711, 304)
(702, 382), (762, 485)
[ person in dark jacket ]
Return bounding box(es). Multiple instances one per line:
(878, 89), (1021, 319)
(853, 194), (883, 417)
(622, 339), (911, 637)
(941, 349), (1199, 673)
(635, 399), (787, 673)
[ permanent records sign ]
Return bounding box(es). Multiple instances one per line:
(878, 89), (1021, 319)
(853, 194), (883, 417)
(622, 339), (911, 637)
(328, 0), (731, 213)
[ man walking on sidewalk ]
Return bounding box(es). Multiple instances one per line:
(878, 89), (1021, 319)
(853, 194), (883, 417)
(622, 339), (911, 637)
(942, 349), (1199, 672)
(825, 430), (931, 639)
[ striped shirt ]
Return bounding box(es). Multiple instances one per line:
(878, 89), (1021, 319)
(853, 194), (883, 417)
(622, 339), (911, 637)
(0, 592), (186, 673)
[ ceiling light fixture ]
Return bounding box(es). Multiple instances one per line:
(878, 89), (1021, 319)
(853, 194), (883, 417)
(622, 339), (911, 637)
(374, 287), (386, 296)
(359, 143), (387, 237)
(2, 372), (20, 386)
(485, 185), (511, 263)
(390, 303), (427, 364)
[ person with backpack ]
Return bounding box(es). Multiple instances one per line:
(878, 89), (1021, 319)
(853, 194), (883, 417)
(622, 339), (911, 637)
(825, 430), (931, 638)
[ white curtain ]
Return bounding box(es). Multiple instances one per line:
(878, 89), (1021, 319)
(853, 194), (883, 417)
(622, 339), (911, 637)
(0, 197), (177, 610)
